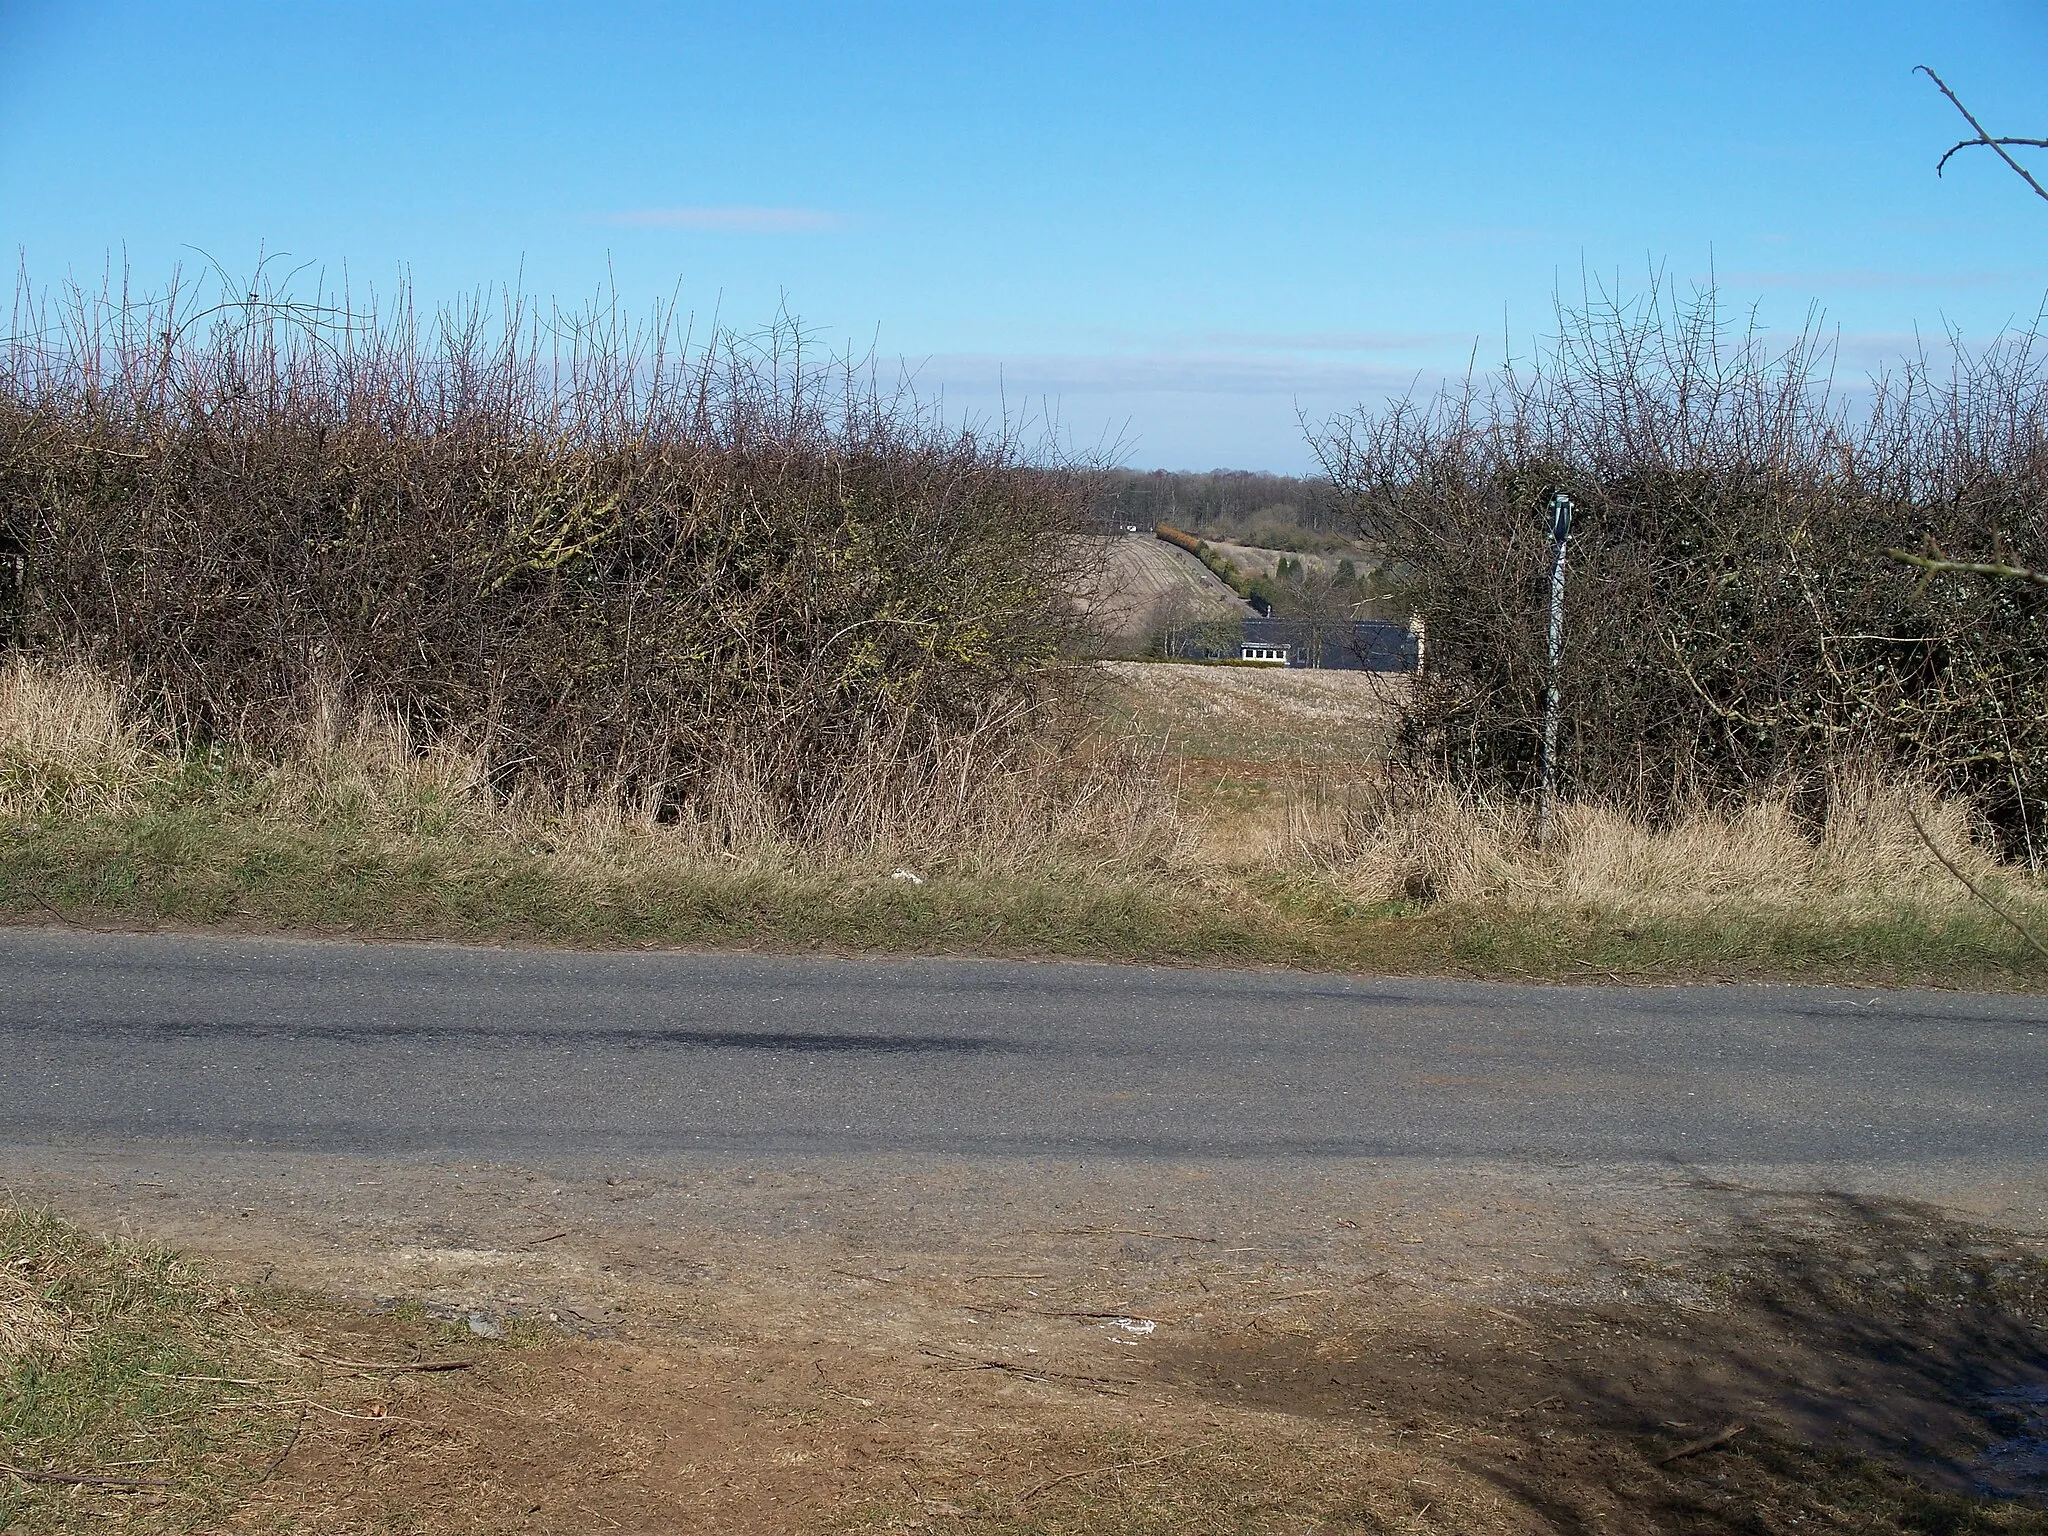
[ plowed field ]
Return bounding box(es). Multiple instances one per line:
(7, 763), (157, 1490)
(1072, 535), (1254, 653)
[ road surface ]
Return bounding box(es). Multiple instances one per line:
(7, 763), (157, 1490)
(3, 926), (2042, 1167)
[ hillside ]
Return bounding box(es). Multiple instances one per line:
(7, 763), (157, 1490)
(1070, 533), (1256, 654)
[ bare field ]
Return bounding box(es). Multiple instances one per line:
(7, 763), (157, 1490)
(1098, 657), (1409, 762)
(1072, 536), (1254, 652)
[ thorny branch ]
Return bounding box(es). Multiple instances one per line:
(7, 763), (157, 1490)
(1905, 803), (2048, 964)
(1917, 66), (2048, 204)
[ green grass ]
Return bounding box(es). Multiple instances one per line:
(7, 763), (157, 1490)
(3, 795), (2046, 989)
(1433, 893), (2048, 987)
(0, 1207), (296, 1533)
(0, 802), (1284, 962)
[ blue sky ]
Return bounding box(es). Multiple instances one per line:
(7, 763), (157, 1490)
(2, 1), (2044, 470)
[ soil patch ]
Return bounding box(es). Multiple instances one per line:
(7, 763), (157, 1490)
(14, 1169), (2048, 1534)
(1148, 1193), (2048, 1532)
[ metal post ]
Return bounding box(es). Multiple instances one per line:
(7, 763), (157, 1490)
(1538, 492), (1573, 849)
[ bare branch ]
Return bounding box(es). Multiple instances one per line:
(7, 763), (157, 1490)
(1886, 547), (2048, 588)
(1917, 66), (2048, 204)
(1906, 804), (2048, 965)
(1937, 137), (2048, 175)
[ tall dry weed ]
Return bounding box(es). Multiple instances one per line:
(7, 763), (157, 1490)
(265, 685), (497, 838)
(1290, 771), (2008, 913)
(614, 722), (1184, 873)
(0, 657), (159, 818)
(0, 657), (1181, 872)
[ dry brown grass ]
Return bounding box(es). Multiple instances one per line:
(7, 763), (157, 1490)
(5, 654), (2046, 980)
(0, 657), (1186, 876)
(0, 659), (161, 820)
(1282, 772), (2022, 917)
(18, 651), (1991, 917)
(0, 1246), (82, 1368)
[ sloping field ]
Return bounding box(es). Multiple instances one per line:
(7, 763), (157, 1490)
(1205, 537), (1352, 580)
(1072, 535), (1254, 653)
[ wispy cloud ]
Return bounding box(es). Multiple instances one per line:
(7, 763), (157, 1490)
(1719, 268), (2047, 291)
(904, 350), (1448, 398)
(1159, 329), (1460, 354)
(601, 206), (846, 233)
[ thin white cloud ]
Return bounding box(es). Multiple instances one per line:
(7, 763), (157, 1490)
(1720, 268), (2046, 291)
(602, 206), (846, 233)
(1171, 329), (1459, 354)
(906, 350), (1446, 398)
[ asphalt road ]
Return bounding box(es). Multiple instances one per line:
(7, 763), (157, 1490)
(2, 927), (2044, 1166)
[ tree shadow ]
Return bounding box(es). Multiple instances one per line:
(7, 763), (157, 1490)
(1149, 1185), (2048, 1533)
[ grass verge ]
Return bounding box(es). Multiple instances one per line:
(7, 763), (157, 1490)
(0, 1207), (298, 1532)
(4, 657), (2045, 987)
(4, 798), (2046, 988)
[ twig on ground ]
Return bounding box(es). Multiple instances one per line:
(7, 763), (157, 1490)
(1056, 1226), (1217, 1243)
(1, 1464), (172, 1491)
(299, 1352), (477, 1373)
(26, 888), (117, 934)
(1906, 804), (2048, 964)
(144, 1370), (281, 1386)
(979, 1302), (1171, 1322)
(918, 1347), (1139, 1391)
(1657, 1422), (1747, 1464)
(811, 1359), (876, 1407)
(256, 1405), (308, 1483)
(300, 1400), (404, 1422)
(1020, 1450), (1185, 1501)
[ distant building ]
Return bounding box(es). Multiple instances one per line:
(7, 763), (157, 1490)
(1240, 617), (1421, 672)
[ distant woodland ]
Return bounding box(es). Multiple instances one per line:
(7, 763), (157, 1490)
(1084, 469), (1356, 551)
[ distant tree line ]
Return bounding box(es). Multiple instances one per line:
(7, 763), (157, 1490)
(1084, 468), (1353, 551)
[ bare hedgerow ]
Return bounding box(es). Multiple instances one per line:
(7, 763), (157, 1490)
(0, 265), (1099, 824)
(1311, 279), (2048, 857)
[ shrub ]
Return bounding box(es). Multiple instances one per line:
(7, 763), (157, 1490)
(1313, 281), (2048, 854)
(0, 269), (1092, 820)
